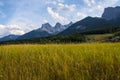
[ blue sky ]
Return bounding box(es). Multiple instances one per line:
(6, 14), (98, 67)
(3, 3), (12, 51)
(0, 0), (119, 37)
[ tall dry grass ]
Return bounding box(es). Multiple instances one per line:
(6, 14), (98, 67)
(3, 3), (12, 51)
(0, 43), (120, 80)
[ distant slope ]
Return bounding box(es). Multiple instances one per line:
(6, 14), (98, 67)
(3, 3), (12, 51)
(17, 30), (51, 40)
(0, 33), (87, 44)
(59, 17), (111, 35)
(0, 35), (20, 41)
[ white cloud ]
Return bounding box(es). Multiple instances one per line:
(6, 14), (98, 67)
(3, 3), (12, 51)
(83, 0), (119, 8)
(46, 0), (64, 4)
(0, 24), (25, 37)
(43, 19), (48, 23)
(77, 12), (87, 18)
(80, 0), (119, 17)
(47, 7), (69, 24)
(57, 0), (64, 2)
(46, 0), (77, 23)
(57, 3), (76, 11)
(83, 0), (96, 7)
(7, 25), (25, 35)
(83, 0), (118, 7)
(46, 0), (57, 5)
(10, 30), (25, 35)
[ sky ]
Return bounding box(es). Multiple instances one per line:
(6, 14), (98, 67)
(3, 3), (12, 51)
(0, 0), (119, 37)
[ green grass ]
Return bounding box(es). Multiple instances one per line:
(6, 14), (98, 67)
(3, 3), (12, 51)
(86, 34), (113, 42)
(0, 43), (120, 80)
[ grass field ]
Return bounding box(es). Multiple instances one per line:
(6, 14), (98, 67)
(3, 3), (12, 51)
(0, 43), (120, 80)
(86, 34), (113, 42)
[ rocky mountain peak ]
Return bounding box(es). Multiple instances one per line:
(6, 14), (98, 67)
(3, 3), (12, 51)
(41, 23), (52, 29)
(102, 6), (120, 20)
(55, 22), (62, 28)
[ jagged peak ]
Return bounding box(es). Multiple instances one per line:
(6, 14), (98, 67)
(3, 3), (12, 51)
(41, 23), (52, 28)
(54, 22), (62, 28)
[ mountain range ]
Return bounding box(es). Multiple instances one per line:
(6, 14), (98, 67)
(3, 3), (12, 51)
(17, 22), (72, 40)
(0, 6), (120, 42)
(59, 6), (120, 35)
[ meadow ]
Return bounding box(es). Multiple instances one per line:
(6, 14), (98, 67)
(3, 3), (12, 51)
(0, 43), (120, 80)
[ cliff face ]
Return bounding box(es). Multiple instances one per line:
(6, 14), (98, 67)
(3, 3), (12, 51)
(102, 6), (120, 20)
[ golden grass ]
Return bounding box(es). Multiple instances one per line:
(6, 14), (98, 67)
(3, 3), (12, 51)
(0, 43), (120, 80)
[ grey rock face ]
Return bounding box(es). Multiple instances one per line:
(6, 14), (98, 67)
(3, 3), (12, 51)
(102, 6), (120, 20)
(40, 23), (54, 33)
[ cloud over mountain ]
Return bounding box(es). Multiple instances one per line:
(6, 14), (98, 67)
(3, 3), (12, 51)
(47, 7), (69, 24)
(0, 24), (25, 37)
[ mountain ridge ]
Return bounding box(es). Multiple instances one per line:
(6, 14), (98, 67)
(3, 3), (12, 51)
(16, 22), (72, 40)
(0, 34), (20, 41)
(59, 6), (120, 35)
